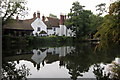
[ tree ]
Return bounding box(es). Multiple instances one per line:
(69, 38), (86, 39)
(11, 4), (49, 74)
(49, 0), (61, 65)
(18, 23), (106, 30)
(1, 0), (28, 26)
(49, 13), (57, 18)
(96, 3), (107, 16)
(89, 14), (103, 38)
(65, 1), (92, 39)
(95, 1), (120, 50)
(2, 61), (30, 80)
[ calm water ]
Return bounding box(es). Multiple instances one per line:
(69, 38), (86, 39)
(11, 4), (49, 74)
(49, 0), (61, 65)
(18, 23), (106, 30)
(2, 43), (120, 80)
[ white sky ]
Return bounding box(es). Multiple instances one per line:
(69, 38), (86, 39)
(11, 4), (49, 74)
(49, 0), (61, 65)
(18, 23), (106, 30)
(24, 0), (115, 19)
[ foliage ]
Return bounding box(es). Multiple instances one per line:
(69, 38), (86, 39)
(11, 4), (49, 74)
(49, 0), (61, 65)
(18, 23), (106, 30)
(96, 3), (107, 16)
(26, 36), (73, 46)
(95, 1), (120, 50)
(2, 35), (29, 48)
(2, 62), (30, 80)
(3, 35), (74, 50)
(89, 14), (103, 38)
(49, 13), (57, 18)
(65, 1), (93, 39)
(93, 64), (110, 80)
(111, 63), (120, 79)
(1, 0), (28, 26)
(93, 62), (120, 80)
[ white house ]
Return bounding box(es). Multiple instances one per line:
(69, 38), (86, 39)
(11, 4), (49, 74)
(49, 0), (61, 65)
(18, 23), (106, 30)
(31, 12), (47, 36)
(44, 17), (60, 36)
(31, 12), (74, 37)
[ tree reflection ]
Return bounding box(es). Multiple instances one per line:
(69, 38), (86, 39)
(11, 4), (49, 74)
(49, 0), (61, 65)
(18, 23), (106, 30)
(2, 42), (120, 79)
(64, 43), (120, 80)
(65, 43), (94, 80)
(2, 61), (30, 80)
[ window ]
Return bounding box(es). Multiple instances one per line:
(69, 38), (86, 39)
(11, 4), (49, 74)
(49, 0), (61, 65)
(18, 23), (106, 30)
(53, 28), (56, 31)
(37, 27), (41, 31)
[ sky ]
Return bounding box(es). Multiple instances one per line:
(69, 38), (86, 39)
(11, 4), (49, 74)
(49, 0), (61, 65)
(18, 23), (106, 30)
(24, 0), (115, 19)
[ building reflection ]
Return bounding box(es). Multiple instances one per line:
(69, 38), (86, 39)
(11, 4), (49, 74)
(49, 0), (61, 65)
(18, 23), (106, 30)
(2, 44), (120, 79)
(3, 46), (74, 70)
(31, 48), (47, 70)
(46, 46), (74, 57)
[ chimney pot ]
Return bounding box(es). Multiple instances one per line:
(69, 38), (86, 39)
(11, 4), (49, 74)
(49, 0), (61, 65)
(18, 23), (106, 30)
(60, 15), (64, 25)
(33, 12), (36, 18)
(42, 15), (45, 22)
(37, 11), (40, 18)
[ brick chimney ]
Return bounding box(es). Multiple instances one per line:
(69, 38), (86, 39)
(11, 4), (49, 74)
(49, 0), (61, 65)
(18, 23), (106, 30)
(60, 15), (64, 25)
(37, 11), (40, 18)
(33, 12), (36, 18)
(42, 15), (45, 22)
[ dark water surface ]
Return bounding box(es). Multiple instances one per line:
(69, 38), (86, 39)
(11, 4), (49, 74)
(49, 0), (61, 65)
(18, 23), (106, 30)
(2, 42), (120, 80)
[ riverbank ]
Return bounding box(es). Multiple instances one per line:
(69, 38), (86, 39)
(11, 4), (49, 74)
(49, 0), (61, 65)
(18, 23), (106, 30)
(26, 36), (74, 47)
(2, 35), (74, 47)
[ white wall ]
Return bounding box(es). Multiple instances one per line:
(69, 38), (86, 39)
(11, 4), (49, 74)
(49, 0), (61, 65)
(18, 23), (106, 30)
(31, 18), (47, 36)
(60, 25), (67, 36)
(47, 27), (60, 36)
(47, 29), (54, 36)
(56, 27), (60, 36)
(31, 18), (74, 37)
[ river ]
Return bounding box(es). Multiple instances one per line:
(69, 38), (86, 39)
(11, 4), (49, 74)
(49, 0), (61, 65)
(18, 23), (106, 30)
(2, 42), (120, 80)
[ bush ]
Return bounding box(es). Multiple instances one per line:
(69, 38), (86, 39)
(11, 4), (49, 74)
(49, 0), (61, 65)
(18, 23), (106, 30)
(3, 35), (74, 47)
(26, 36), (74, 47)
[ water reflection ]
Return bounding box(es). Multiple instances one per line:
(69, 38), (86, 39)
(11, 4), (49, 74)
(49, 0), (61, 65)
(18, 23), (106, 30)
(31, 48), (47, 70)
(2, 43), (120, 80)
(93, 58), (120, 80)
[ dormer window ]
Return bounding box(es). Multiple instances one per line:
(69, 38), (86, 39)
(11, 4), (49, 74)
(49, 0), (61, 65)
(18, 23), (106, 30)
(37, 27), (41, 31)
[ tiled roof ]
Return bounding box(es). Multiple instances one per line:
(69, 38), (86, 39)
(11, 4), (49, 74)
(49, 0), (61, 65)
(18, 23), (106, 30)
(3, 18), (35, 30)
(45, 17), (60, 29)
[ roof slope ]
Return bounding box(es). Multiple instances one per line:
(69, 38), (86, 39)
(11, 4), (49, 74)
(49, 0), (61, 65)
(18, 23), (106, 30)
(45, 17), (59, 29)
(3, 18), (35, 30)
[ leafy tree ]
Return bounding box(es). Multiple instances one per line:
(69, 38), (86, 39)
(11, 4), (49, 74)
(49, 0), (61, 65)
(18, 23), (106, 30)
(89, 14), (103, 38)
(65, 1), (93, 39)
(112, 63), (120, 79)
(93, 64), (111, 80)
(96, 3), (107, 16)
(2, 62), (30, 80)
(1, 0), (28, 26)
(49, 13), (57, 18)
(95, 1), (120, 50)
